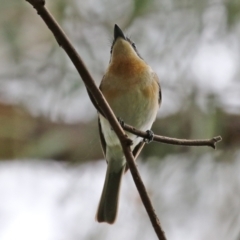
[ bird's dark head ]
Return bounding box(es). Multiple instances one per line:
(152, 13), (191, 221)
(110, 24), (142, 60)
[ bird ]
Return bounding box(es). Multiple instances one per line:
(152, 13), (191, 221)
(96, 24), (161, 224)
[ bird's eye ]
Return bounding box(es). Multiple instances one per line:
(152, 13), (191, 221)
(132, 43), (136, 48)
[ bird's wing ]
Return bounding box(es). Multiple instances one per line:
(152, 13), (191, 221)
(98, 116), (107, 158)
(152, 72), (162, 106)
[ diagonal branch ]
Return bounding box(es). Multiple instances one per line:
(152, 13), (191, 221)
(25, 0), (167, 239)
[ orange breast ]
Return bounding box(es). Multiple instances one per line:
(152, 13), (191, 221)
(100, 57), (158, 109)
(102, 88), (124, 102)
(109, 57), (147, 82)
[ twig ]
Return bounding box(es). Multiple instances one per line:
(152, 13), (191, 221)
(123, 123), (222, 149)
(25, 0), (167, 239)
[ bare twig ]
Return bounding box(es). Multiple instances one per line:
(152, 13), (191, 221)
(25, 0), (167, 239)
(123, 123), (222, 149)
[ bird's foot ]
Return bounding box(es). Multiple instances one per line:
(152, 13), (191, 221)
(144, 130), (154, 143)
(117, 117), (125, 127)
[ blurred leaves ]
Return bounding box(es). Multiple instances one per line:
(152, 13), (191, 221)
(0, 103), (101, 161)
(2, 23), (21, 62)
(133, 0), (154, 16)
(226, 0), (240, 27)
(0, 1), (25, 62)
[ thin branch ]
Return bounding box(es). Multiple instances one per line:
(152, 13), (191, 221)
(25, 0), (167, 239)
(122, 123), (222, 149)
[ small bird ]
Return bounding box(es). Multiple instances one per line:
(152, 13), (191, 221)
(96, 24), (161, 224)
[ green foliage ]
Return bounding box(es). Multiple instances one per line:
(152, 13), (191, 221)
(226, 0), (240, 27)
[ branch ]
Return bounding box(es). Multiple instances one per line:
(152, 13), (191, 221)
(122, 123), (222, 149)
(25, 0), (167, 239)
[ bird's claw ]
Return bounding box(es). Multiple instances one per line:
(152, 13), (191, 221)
(144, 130), (154, 143)
(117, 117), (125, 127)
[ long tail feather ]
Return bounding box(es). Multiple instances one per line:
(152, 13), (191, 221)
(96, 160), (125, 224)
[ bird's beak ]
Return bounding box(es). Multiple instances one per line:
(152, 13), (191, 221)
(114, 24), (126, 40)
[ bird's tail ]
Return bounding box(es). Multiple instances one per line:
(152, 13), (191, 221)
(96, 155), (125, 224)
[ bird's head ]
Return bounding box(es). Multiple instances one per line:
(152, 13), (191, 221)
(110, 24), (142, 61)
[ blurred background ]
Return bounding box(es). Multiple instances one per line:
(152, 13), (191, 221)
(0, 0), (240, 239)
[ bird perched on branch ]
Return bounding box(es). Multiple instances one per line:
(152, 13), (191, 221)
(96, 24), (161, 224)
